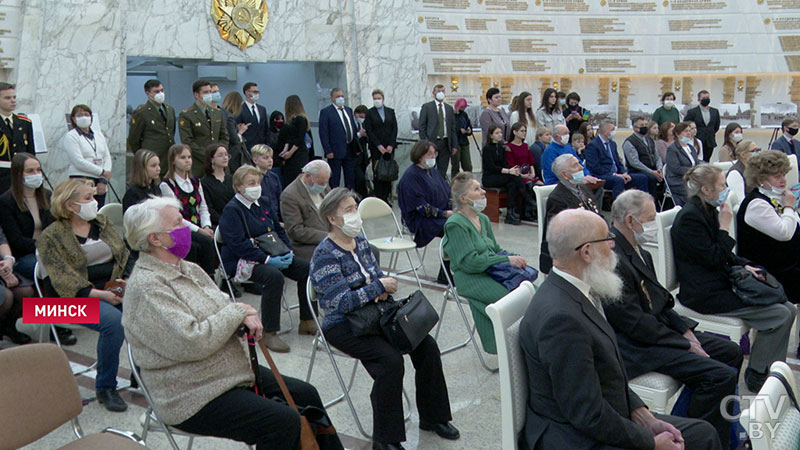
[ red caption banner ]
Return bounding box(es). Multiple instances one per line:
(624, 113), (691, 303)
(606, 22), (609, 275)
(22, 298), (100, 324)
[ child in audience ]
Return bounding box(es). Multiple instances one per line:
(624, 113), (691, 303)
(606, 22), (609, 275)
(571, 132), (586, 161)
(251, 144), (283, 220)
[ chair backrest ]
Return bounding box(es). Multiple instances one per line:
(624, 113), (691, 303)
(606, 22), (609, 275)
(98, 202), (124, 233)
(33, 260), (44, 297)
(485, 281), (537, 450)
(0, 343), (83, 448)
(788, 154), (798, 188)
(655, 205), (681, 291)
(740, 361), (800, 450)
(533, 184), (557, 246)
(709, 146), (721, 163)
(711, 161), (733, 172)
(357, 196), (405, 240)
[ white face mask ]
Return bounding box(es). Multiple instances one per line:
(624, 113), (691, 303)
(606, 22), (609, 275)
(469, 197), (487, 213)
(74, 199), (98, 221)
(759, 183), (785, 199)
(243, 186), (262, 201)
(75, 116), (92, 129)
(424, 157), (436, 168)
(23, 173), (43, 189)
(556, 134), (569, 145)
(633, 217), (658, 244)
(664, 100), (674, 109)
(609, 129), (617, 138)
(249, 93), (260, 102)
(435, 91), (445, 102)
(201, 93), (213, 104)
(340, 212), (362, 238)
(334, 96), (345, 107)
(373, 99), (383, 108)
(152, 92), (165, 104)
(732, 133), (743, 143)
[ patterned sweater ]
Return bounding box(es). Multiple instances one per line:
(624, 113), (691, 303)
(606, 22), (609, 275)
(310, 236), (386, 331)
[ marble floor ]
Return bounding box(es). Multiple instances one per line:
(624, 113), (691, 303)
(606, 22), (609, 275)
(6, 213), (800, 450)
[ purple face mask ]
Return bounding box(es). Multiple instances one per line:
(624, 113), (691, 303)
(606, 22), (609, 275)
(165, 226), (191, 259)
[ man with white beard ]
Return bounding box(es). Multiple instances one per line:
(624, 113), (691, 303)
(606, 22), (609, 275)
(518, 209), (720, 450)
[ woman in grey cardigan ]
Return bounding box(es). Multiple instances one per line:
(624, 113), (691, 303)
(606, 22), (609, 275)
(122, 196), (343, 450)
(479, 87), (511, 146)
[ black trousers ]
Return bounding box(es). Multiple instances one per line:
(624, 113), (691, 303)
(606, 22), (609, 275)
(250, 257), (315, 332)
(433, 138), (450, 179)
(483, 173), (530, 215)
(325, 322), (452, 444)
(588, 413), (721, 450)
(654, 331), (742, 448)
(372, 154), (394, 204)
(188, 231), (216, 276)
(175, 366), (344, 450)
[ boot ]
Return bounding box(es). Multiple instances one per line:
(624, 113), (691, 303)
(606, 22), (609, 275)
(504, 210), (521, 225)
(298, 320), (318, 336)
(262, 332), (290, 353)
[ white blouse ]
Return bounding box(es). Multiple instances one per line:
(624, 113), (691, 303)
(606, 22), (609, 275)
(744, 196), (800, 241)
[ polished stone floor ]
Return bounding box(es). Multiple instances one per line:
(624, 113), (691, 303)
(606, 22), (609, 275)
(7, 213), (800, 450)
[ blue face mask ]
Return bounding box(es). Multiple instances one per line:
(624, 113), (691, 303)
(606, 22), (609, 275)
(211, 92), (222, 104)
(309, 183), (326, 195)
(680, 136), (692, 145)
(570, 170), (585, 184)
(711, 187), (730, 207)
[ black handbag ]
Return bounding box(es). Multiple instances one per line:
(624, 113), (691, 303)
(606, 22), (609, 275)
(729, 265), (787, 306)
(375, 158), (399, 182)
(346, 299), (399, 337)
(237, 209), (291, 257)
(379, 290), (439, 354)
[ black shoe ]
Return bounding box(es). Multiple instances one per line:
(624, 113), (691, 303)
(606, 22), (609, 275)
(3, 327), (31, 345)
(97, 389), (128, 412)
(373, 443), (405, 450)
(50, 326), (77, 346)
(504, 212), (521, 225)
(745, 367), (768, 392)
(420, 420), (460, 440)
(243, 283), (262, 295)
(436, 266), (449, 285)
(220, 279), (242, 298)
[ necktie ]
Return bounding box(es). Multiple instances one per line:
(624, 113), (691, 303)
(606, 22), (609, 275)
(159, 106), (167, 123)
(605, 142), (617, 172)
(437, 103), (445, 139)
(205, 108), (211, 124)
(790, 139), (796, 155)
(252, 104), (259, 123)
(4, 118), (10, 130)
(340, 108), (352, 143)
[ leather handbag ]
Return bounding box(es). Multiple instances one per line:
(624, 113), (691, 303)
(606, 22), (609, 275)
(237, 209), (290, 256)
(375, 158), (399, 182)
(729, 265), (787, 307)
(346, 299), (399, 337)
(379, 290), (439, 354)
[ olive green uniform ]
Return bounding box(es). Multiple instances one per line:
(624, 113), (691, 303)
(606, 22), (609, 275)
(127, 100), (176, 176)
(178, 103), (229, 177)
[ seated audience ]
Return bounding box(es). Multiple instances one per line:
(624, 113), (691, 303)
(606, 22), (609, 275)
(531, 127), (550, 175)
(251, 144), (283, 219)
(159, 143), (216, 276)
(577, 121), (595, 160)
(623, 116), (664, 201)
(0, 223), (33, 344)
(481, 125), (531, 225)
(444, 172), (529, 354)
(542, 124), (593, 185)
(647, 120), (660, 141)
(505, 122), (541, 221)
(200, 143), (235, 227)
(311, 188), (458, 450)
(738, 150), (800, 353)
(280, 160), (331, 261)
(534, 88), (565, 133)
(584, 119), (649, 201)
(219, 165), (316, 352)
(718, 122), (743, 162)
(665, 121), (700, 206)
(672, 164), (796, 392)
(539, 154), (602, 274)
(607, 190), (742, 447)
(570, 132), (586, 162)
(62, 104), (113, 207)
(519, 208), (721, 450)
(771, 117), (800, 156)
(122, 197), (343, 450)
(688, 121), (705, 161)
(122, 149), (161, 212)
(726, 139), (757, 205)
(37, 179), (132, 412)
(656, 121), (675, 164)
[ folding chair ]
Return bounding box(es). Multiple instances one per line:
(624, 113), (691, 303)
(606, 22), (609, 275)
(788, 154), (798, 188)
(127, 343), (254, 450)
(213, 227), (295, 335)
(358, 197), (422, 290)
(304, 279), (411, 439)
(98, 202), (124, 234)
(710, 161), (733, 172)
(434, 240), (497, 372)
(533, 184), (556, 255)
(660, 163), (674, 211)
(740, 361), (800, 450)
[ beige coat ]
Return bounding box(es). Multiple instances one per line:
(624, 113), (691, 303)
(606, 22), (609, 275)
(122, 252), (251, 425)
(280, 176), (330, 261)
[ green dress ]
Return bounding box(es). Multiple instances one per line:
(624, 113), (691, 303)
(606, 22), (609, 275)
(442, 211), (510, 354)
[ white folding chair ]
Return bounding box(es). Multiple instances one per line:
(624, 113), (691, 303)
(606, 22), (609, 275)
(660, 163), (674, 211)
(98, 202), (124, 235)
(628, 372), (682, 414)
(357, 197), (422, 290)
(213, 227), (295, 335)
(711, 161), (734, 172)
(533, 184), (556, 251)
(485, 281), (536, 450)
(654, 206), (750, 342)
(434, 240), (497, 372)
(787, 154), (798, 188)
(740, 361), (800, 450)
(304, 279), (411, 439)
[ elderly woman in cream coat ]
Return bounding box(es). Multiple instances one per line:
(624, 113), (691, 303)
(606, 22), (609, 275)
(122, 197), (343, 450)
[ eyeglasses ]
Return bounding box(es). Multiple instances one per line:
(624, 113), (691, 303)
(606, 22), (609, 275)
(574, 232), (616, 251)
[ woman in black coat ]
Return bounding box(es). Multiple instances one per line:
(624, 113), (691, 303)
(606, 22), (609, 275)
(671, 164), (795, 392)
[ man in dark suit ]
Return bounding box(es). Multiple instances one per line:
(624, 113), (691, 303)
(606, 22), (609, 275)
(519, 208), (721, 450)
(418, 84), (458, 178)
(584, 119), (649, 200)
(607, 190), (742, 447)
(770, 117), (800, 157)
(178, 80), (229, 177)
(539, 154), (601, 274)
(237, 82), (268, 150)
(128, 79), (176, 177)
(364, 89), (398, 204)
(319, 88), (359, 189)
(684, 90), (720, 161)
(0, 82), (35, 193)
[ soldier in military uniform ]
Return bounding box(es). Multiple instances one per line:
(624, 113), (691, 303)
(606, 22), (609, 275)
(127, 79), (176, 177)
(178, 80), (229, 177)
(0, 83), (35, 193)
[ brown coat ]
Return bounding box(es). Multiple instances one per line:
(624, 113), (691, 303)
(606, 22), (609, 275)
(279, 176), (330, 261)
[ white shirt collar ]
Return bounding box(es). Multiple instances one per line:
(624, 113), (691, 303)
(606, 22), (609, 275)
(235, 192), (259, 209)
(599, 135), (610, 145)
(552, 267), (591, 299)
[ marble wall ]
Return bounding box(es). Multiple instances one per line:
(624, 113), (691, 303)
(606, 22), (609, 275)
(9, 0), (426, 191)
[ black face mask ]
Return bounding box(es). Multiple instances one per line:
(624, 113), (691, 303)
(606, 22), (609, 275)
(700, 98), (711, 107)
(788, 127), (799, 136)
(638, 126), (649, 135)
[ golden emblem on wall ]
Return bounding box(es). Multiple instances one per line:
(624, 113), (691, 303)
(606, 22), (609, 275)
(211, 0), (269, 50)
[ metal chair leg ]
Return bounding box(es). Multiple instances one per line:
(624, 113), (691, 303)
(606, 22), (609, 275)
(436, 291), (471, 355)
